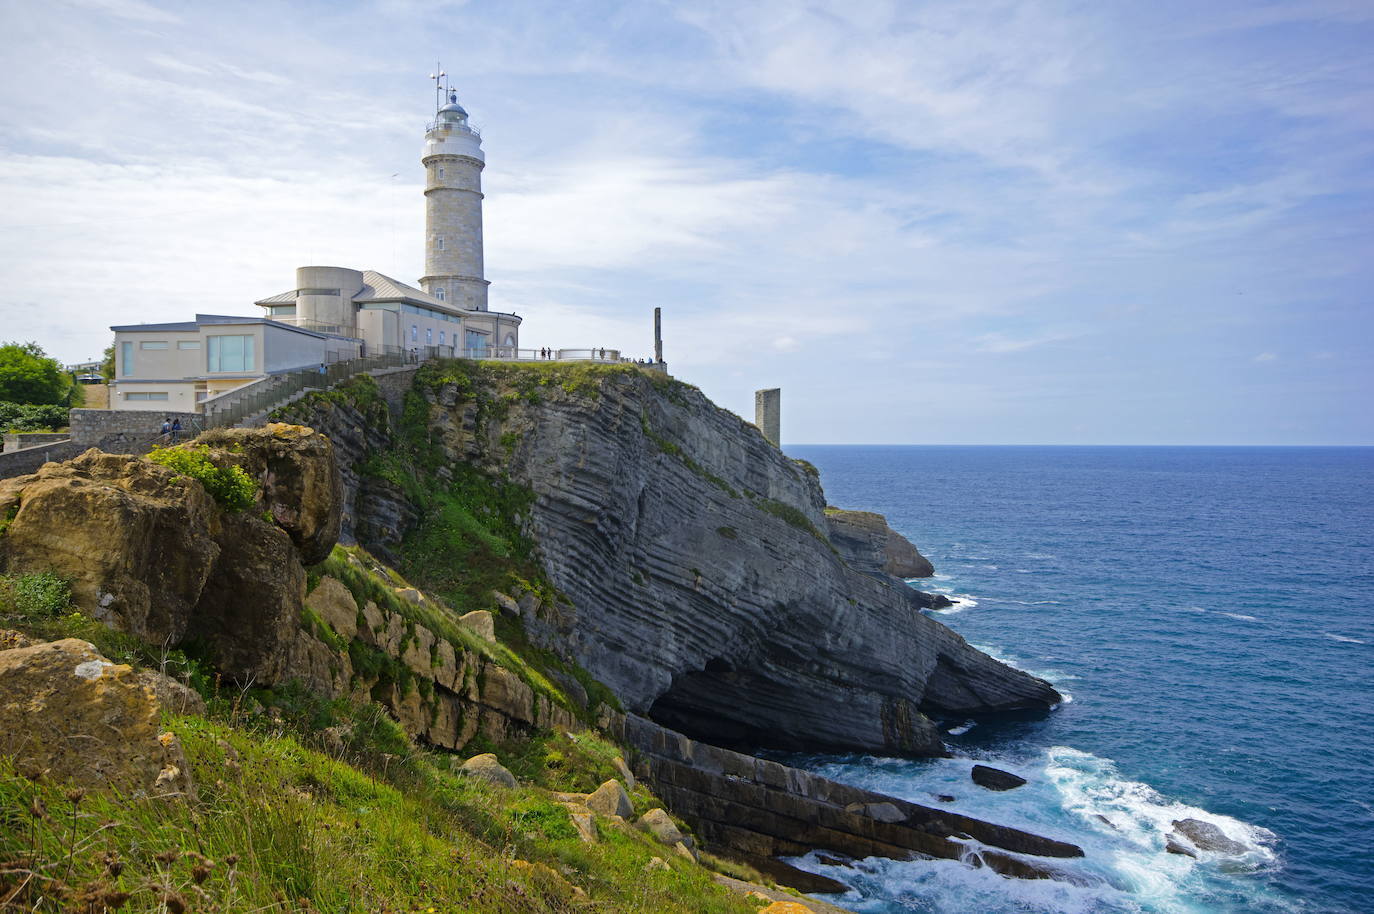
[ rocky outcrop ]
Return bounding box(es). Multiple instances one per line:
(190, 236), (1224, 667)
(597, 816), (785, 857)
(625, 715), (1084, 889)
(1170, 818), (1250, 856)
(0, 638), (194, 797)
(0, 428), (341, 685)
(387, 365), (1059, 757)
(972, 764), (1028, 791)
(826, 508), (935, 579)
(196, 424), (342, 564)
(0, 450), (221, 644)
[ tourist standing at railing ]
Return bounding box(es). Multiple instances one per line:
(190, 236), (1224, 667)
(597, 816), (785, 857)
(170, 418), (181, 443)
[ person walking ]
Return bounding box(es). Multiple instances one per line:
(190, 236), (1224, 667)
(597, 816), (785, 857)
(160, 417), (171, 440)
(170, 418), (182, 443)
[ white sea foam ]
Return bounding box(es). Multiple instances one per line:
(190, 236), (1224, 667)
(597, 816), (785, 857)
(1323, 632), (1367, 644)
(946, 720), (977, 735)
(791, 745), (1291, 914)
(1219, 612), (1260, 622)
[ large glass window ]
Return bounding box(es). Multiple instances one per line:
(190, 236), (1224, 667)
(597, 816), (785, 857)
(125, 391), (168, 401)
(120, 341), (133, 376)
(465, 330), (487, 354)
(207, 335), (256, 372)
(177, 340), (201, 350)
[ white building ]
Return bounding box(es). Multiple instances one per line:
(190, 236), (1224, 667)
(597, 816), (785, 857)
(106, 77), (531, 413)
(254, 83), (520, 358)
(108, 314), (359, 412)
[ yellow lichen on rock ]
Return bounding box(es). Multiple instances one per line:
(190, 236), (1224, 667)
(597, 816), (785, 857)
(0, 638), (195, 797)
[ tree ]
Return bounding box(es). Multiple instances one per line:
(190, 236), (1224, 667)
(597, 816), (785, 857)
(0, 341), (69, 405)
(100, 341), (116, 381)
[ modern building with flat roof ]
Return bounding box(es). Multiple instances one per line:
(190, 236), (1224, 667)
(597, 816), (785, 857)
(108, 314), (359, 412)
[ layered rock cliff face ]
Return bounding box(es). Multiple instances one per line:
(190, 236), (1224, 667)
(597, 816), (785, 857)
(300, 364), (1059, 757)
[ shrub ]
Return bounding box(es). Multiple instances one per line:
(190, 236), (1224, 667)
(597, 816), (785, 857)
(5, 570), (71, 617)
(0, 401), (69, 432)
(148, 444), (256, 511)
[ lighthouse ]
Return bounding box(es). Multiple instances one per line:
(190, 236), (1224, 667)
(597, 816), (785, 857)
(420, 76), (489, 312)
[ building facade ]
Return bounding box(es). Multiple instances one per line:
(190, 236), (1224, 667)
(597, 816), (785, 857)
(107, 315), (358, 412)
(105, 78), (522, 414)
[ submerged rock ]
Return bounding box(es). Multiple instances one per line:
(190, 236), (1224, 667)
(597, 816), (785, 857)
(1171, 818), (1249, 855)
(972, 764), (1028, 791)
(1166, 836), (1199, 858)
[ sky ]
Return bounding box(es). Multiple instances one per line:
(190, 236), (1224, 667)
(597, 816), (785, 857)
(0, 0), (1370, 444)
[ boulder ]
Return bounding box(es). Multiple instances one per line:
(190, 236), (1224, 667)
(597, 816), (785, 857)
(459, 753), (518, 789)
(305, 576), (359, 641)
(137, 669), (206, 716)
(458, 609), (496, 642)
(186, 511), (307, 684)
(194, 424), (342, 565)
(636, 807), (687, 847)
(395, 587), (425, 605)
(1170, 818), (1249, 856)
(562, 803), (598, 843)
(0, 450), (220, 643)
(971, 764), (1027, 791)
(585, 778), (633, 819)
(0, 638), (194, 797)
(612, 754), (637, 790)
(1166, 836), (1198, 858)
(492, 591), (520, 615)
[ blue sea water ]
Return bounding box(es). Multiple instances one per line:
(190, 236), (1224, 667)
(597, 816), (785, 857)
(781, 446), (1374, 914)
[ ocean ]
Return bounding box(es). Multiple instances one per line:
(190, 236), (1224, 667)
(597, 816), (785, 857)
(780, 446), (1373, 914)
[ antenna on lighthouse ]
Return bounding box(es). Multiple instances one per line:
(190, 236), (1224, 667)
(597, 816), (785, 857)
(429, 62), (448, 113)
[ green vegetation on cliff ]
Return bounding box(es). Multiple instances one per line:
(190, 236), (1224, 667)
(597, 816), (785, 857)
(1, 569), (760, 913)
(0, 717), (757, 914)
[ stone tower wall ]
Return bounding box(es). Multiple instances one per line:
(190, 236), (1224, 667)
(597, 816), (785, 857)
(421, 152), (487, 311)
(755, 388), (781, 448)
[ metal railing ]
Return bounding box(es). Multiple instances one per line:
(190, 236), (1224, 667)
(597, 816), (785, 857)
(201, 349), (411, 428)
(457, 347), (622, 362)
(196, 344), (639, 430)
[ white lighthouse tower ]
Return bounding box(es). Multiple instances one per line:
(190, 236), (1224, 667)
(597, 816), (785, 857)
(420, 71), (489, 312)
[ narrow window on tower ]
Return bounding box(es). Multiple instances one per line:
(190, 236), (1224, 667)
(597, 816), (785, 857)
(436, 237), (444, 250)
(438, 167), (445, 180)
(436, 288), (445, 301)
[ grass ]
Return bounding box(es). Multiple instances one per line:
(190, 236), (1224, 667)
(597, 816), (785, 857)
(0, 717), (758, 914)
(1, 578), (760, 912)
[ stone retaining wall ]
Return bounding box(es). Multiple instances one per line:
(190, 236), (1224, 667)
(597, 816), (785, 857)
(2, 433), (71, 453)
(69, 408), (201, 449)
(0, 440), (84, 480)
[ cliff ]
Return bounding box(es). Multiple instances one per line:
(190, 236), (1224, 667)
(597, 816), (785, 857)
(289, 363), (1059, 757)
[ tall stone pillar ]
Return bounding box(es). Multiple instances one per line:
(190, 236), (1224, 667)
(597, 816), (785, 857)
(755, 388), (781, 448)
(654, 307), (663, 364)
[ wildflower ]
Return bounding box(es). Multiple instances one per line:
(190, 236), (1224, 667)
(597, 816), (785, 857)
(158, 732), (176, 748)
